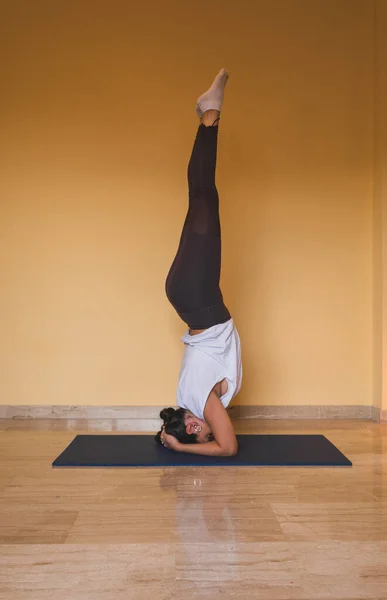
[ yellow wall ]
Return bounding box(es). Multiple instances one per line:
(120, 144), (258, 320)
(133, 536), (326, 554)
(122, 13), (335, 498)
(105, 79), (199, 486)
(374, 0), (387, 413)
(0, 0), (374, 407)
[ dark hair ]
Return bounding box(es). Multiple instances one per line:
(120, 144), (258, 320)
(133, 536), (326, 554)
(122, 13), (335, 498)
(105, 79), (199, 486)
(155, 407), (198, 445)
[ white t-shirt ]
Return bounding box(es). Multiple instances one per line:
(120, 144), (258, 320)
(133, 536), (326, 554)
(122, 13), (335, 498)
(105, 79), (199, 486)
(176, 318), (243, 420)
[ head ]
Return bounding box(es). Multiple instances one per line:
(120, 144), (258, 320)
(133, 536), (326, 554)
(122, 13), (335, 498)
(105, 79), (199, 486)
(155, 407), (214, 445)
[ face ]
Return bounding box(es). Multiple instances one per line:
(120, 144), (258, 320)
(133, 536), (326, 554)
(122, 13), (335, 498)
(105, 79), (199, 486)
(184, 412), (214, 444)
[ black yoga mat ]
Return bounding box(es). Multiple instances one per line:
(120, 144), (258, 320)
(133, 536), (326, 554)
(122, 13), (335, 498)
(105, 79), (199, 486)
(52, 434), (351, 467)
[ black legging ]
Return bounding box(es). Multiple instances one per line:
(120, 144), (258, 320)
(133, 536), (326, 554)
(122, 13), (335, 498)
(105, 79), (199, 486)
(165, 123), (231, 329)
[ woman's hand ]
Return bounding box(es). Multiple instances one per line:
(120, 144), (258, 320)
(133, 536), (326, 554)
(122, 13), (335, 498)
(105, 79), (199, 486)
(160, 427), (181, 452)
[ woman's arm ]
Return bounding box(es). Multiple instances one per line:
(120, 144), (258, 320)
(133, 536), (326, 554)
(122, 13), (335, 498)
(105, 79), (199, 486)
(162, 390), (238, 457)
(177, 440), (235, 457)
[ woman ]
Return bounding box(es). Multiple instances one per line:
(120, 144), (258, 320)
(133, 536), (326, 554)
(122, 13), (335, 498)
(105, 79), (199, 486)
(157, 68), (243, 457)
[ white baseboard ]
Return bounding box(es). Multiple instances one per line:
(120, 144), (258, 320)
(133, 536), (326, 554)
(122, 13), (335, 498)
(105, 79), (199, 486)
(0, 404), (380, 421)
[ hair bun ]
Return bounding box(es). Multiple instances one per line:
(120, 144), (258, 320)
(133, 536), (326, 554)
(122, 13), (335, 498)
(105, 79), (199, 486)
(160, 407), (176, 422)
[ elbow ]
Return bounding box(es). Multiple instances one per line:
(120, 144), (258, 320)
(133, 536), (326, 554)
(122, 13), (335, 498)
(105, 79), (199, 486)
(221, 443), (238, 457)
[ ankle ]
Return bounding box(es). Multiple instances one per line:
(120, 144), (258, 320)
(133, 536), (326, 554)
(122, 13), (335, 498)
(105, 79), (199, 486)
(200, 109), (220, 127)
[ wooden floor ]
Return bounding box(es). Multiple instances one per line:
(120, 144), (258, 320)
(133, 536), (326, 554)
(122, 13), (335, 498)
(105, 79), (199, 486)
(0, 418), (386, 600)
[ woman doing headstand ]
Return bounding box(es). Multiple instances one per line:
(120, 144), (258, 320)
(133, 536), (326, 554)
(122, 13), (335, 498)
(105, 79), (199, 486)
(157, 69), (243, 457)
